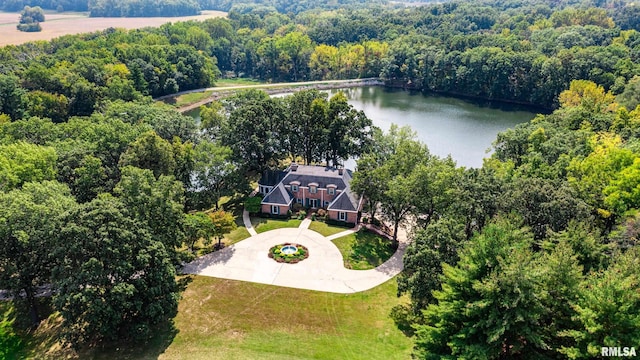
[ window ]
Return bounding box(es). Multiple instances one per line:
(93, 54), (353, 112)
(339, 212), (346, 221)
(297, 198), (303, 204)
(271, 205), (279, 214)
(292, 185), (299, 192)
(328, 187), (335, 195)
(310, 186), (317, 194)
(324, 201), (330, 207)
(310, 199), (318, 208)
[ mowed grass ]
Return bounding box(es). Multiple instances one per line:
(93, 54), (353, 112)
(214, 78), (264, 87)
(160, 276), (413, 359)
(3, 275), (412, 359)
(251, 217), (302, 233)
(172, 90), (213, 107)
(332, 230), (397, 270)
(308, 221), (350, 237)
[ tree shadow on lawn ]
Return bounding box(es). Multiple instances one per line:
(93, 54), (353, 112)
(10, 282), (187, 360)
(350, 230), (399, 271)
(77, 319), (179, 360)
(80, 277), (194, 359)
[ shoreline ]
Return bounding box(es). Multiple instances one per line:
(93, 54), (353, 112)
(161, 78), (384, 113)
(165, 78), (550, 115)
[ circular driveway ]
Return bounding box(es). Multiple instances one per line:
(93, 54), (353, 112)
(182, 227), (406, 294)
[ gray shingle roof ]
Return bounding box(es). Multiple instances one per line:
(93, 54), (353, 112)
(327, 187), (360, 212)
(258, 169), (287, 187)
(281, 165), (353, 190)
(262, 183), (293, 205)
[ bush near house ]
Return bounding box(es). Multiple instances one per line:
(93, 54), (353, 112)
(327, 218), (357, 228)
(244, 196), (262, 214)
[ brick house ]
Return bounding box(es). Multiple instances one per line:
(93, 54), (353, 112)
(258, 163), (363, 225)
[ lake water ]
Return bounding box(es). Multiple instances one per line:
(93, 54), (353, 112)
(186, 86), (537, 168)
(329, 86), (537, 168)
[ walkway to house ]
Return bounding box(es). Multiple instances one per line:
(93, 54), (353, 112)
(182, 209), (407, 294)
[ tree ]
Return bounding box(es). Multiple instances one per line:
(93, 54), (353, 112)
(0, 74), (26, 120)
(324, 92), (373, 167)
(222, 92), (286, 172)
(560, 248), (640, 359)
(26, 91), (69, 123)
(616, 75), (640, 111)
(352, 125), (418, 221)
(192, 140), (244, 210)
(72, 155), (107, 203)
(397, 218), (466, 313)
(0, 181), (76, 325)
(537, 238), (584, 357)
(275, 32), (313, 81)
(0, 142), (57, 191)
(115, 166), (185, 266)
(52, 195), (179, 346)
(415, 221), (548, 359)
(20, 6), (45, 23)
(184, 212), (217, 252)
(208, 210), (237, 249)
(199, 100), (226, 141)
(502, 177), (590, 240)
(17, 6), (44, 32)
(118, 130), (176, 178)
(282, 90), (329, 164)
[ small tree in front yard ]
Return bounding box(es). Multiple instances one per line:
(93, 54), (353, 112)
(209, 210), (237, 249)
(184, 212), (217, 252)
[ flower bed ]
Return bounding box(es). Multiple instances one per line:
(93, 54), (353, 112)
(268, 243), (309, 264)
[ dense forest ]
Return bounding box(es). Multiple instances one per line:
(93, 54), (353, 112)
(1, 0), (640, 358)
(2, 0), (639, 109)
(0, 0), (386, 16)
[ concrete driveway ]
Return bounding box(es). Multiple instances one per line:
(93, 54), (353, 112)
(182, 226), (406, 294)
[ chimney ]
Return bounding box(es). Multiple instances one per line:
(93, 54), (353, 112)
(338, 168), (343, 175)
(291, 163), (298, 172)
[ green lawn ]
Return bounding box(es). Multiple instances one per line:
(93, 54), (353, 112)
(214, 78), (263, 87)
(162, 276), (412, 359)
(332, 230), (398, 270)
(308, 221), (349, 237)
(251, 217), (302, 233)
(172, 90), (213, 107)
(7, 277), (413, 359)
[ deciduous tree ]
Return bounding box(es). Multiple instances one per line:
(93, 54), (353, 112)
(52, 195), (179, 346)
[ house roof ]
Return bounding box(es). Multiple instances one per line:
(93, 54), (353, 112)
(327, 187), (360, 212)
(281, 165), (353, 190)
(262, 183), (293, 205)
(258, 169), (287, 187)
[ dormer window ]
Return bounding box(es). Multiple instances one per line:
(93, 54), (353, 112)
(292, 185), (299, 192)
(309, 182), (319, 194)
(290, 181), (300, 192)
(327, 184), (337, 195)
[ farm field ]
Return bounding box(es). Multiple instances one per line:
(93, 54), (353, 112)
(0, 10), (226, 46)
